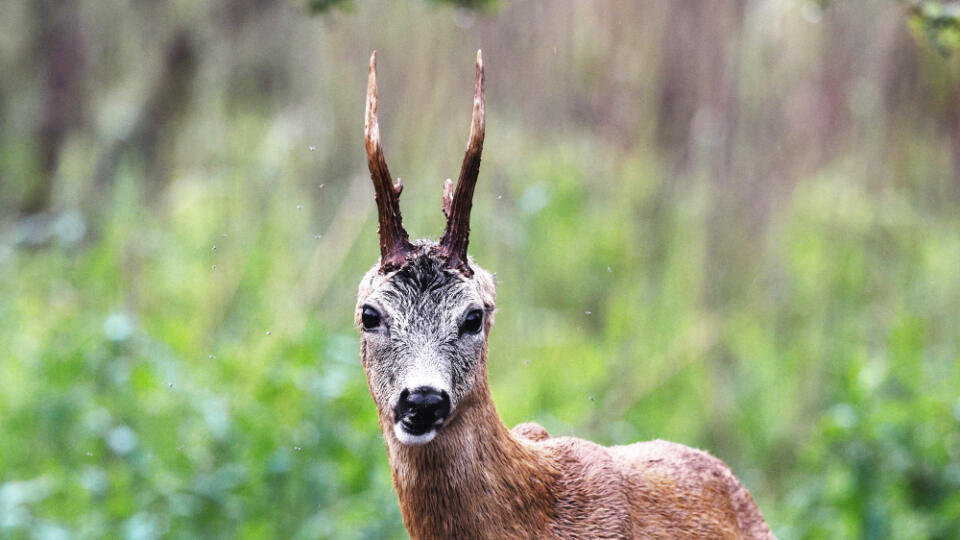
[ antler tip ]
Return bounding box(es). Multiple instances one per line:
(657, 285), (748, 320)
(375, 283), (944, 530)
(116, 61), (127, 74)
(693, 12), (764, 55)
(367, 51), (378, 91)
(365, 51), (379, 141)
(474, 51), (485, 102)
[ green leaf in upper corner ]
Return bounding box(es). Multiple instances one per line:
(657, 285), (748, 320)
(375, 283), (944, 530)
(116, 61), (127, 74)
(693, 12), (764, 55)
(306, 0), (353, 15)
(907, 1), (960, 55)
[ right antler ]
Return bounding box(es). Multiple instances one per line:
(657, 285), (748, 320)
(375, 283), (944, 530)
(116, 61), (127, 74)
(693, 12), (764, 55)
(365, 51), (414, 273)
(438, 50), (485, 277)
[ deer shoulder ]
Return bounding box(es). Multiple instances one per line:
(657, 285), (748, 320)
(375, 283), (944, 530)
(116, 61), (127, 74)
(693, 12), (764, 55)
(508, 426), (770, 539)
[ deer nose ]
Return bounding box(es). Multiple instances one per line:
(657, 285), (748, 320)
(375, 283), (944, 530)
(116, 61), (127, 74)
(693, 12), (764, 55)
(394, 386), (451, 434)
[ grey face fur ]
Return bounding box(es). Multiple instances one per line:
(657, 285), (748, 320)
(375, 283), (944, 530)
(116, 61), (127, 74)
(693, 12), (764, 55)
(356, 242), (497, 446)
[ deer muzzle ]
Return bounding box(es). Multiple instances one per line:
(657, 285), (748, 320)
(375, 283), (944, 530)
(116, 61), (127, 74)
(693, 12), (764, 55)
(393, 386), (451, 446)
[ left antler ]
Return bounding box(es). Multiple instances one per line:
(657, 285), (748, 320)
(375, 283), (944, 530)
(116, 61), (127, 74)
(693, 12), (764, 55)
(365, 51), (414, 272)
(438, 50), (485, 276)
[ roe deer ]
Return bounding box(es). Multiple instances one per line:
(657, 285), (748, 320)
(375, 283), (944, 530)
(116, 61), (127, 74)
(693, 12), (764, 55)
(354, 50), (775, 539)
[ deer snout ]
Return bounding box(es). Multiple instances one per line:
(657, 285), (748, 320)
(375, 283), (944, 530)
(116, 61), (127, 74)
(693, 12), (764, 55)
(393, 386), (451, 444)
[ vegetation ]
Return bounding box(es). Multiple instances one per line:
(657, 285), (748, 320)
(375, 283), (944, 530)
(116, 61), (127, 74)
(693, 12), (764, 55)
(1, 1), (959, 538)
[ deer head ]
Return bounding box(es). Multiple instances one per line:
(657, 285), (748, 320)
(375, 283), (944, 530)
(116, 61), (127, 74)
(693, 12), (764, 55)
(355, 50), (495, 447)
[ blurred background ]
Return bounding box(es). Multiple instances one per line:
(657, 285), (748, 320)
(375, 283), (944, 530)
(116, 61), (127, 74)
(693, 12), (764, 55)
(2, 0), (960, 538)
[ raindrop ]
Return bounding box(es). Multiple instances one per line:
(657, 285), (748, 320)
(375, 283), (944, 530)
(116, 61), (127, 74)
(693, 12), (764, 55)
(266, 331), (272, 336)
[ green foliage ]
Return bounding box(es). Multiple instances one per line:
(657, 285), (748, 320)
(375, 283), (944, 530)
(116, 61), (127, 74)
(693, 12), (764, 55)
(307, 0), (353, 15)
(2, 1), (960, 538)
(3, 137), (959, 538)
(909, 1), (960, 54)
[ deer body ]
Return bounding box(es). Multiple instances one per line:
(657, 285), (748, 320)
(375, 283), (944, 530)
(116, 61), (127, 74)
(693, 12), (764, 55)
(354, 52), (774, 539)
(388, 385), (763, 539)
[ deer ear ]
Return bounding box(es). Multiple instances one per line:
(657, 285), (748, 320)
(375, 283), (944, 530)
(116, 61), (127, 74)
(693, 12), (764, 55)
(356, 264), (386, 317)
(472, 265), (497, 306)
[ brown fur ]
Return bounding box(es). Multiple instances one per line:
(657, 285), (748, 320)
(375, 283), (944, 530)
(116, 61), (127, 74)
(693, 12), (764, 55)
(357, 254), (774, 539)
(364, 343), (773, 538)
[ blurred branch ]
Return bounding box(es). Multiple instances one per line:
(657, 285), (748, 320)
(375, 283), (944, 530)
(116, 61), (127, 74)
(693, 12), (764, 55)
(87, 30), (197, 215)
(306, 0), (498, 15)
(21, 0), (87, 216)
(424, 0), (498, 9)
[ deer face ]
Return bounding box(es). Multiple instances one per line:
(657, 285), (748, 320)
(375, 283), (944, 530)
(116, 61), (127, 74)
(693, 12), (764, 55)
(357, 247), (496, 445)
(355, 51), (486, 446)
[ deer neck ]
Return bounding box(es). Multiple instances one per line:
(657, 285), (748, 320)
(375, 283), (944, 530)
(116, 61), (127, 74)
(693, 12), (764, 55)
(383, 380), (559, 538)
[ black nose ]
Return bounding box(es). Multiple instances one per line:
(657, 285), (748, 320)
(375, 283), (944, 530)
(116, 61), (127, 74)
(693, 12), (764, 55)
(394, 386), (451, 435)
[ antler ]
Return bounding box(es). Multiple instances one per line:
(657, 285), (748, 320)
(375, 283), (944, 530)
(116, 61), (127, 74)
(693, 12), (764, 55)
(438, 50), (485, 276)
(365, 51), (414, 272)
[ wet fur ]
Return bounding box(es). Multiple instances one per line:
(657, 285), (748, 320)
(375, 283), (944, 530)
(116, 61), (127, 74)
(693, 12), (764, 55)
(357, 242), (774, 539)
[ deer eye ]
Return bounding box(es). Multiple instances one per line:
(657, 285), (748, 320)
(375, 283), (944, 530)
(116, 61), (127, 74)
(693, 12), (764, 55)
(460, 310), (483, 335)
(361, 306), (382, 330)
